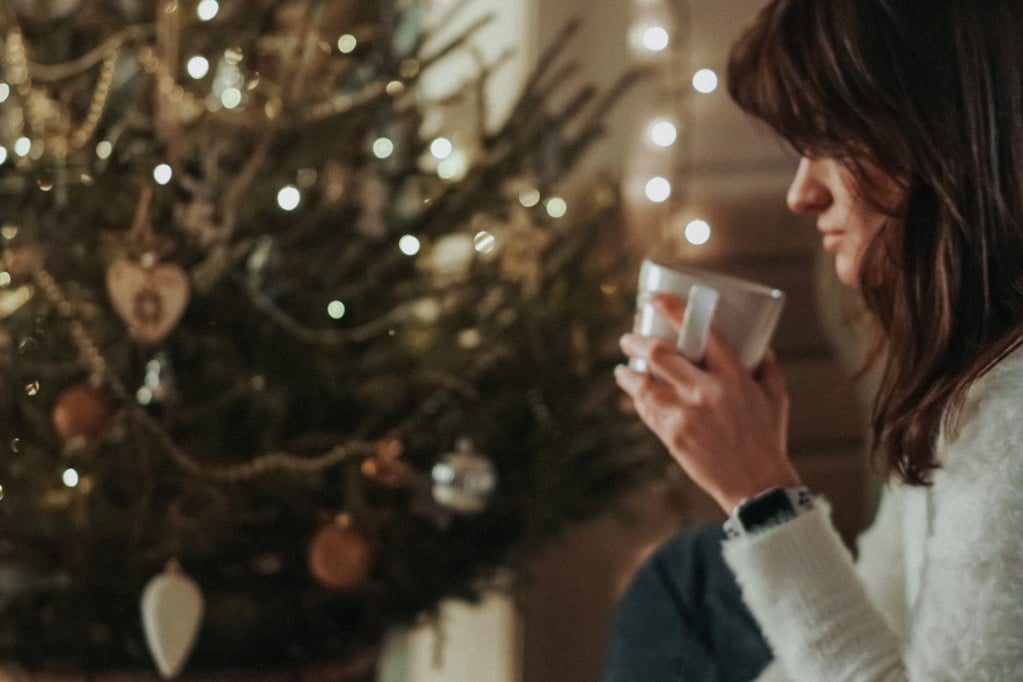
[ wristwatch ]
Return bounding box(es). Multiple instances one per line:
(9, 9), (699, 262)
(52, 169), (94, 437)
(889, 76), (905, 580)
(723, 486), (814, 539)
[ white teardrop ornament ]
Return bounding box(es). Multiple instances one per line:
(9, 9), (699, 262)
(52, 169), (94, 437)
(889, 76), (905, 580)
(140, 560), (205, 679)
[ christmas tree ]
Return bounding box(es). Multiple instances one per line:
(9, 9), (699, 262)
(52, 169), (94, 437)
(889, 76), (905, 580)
(0, 0), (658, 676)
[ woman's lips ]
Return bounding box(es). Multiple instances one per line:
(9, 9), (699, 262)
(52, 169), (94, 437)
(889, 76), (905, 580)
(821, 231), (843, 250)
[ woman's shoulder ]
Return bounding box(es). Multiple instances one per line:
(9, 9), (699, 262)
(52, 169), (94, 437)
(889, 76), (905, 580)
(937, 341), (1023, 486)
(959, 340), (1023, 418)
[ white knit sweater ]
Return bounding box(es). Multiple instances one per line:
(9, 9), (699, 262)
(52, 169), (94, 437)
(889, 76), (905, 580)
(723, 346), (1023, 681)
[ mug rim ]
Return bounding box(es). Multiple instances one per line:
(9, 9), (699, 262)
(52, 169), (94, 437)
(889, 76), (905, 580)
(640, 258), (784, 300)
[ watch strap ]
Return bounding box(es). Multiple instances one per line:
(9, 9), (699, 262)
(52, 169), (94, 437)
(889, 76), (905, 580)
(723, 486), (814, 539)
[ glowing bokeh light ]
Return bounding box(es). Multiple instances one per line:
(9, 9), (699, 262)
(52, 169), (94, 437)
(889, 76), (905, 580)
(337, 34), (358, 54)
(153, 163), (173, 185)
(398, 234), (421, 256)
(62, 468), (80, 488)
(684, 219), (712, 245)
(649, 120), (678, 147)
(642, 26), (670, 52)
(518, 188), (541, 208)
(277, 185), (301, 211)
(437, 153), (467, 180)
(644, 177), (672, 203)
(372, 137), (395, 159)
(197, 0), (219, 21)
(692, 68), (719, 94)
(546, 197), (568, 218)
(187, 56), (210, 79)
(430, 137), (453, 159)
(473, 231), (496, 254)
(327, 300), (346, 319)
(220, 87), (243, 109)
(13, 137), (31, 157)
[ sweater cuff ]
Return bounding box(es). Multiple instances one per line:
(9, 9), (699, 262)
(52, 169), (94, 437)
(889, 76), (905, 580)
(722, 500), (902, 680)
(722, 499), (852, 580)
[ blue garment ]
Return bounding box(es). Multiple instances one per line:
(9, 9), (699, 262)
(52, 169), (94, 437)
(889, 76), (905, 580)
(602, 525), (773, 682)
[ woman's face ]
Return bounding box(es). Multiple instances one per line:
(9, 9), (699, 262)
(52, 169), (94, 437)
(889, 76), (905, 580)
(786, 156), (902, 287)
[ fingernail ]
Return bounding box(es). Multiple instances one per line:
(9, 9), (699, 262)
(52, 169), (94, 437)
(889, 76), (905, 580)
(613, 364), (628, 379)
(619, 333), (637, 350)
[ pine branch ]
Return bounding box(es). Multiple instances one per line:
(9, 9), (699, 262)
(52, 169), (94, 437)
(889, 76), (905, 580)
(419, 13), (497, 72)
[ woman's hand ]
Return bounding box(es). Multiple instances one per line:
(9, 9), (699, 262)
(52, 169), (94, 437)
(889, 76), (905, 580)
(615, 294), (801, 513)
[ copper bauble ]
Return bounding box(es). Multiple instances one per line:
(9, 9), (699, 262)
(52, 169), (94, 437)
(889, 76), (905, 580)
(51, 384), (117, 444)
(307, 516), (373, 590)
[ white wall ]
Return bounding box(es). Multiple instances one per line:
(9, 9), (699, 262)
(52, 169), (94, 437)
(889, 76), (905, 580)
(377, 592), (521, 682)
(419, 0), (535, 130)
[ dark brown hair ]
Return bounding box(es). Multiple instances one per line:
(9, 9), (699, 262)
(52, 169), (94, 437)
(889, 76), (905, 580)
(727, 0), (1023, 484)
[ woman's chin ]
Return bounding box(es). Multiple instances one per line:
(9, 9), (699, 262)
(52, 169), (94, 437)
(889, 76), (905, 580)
(833, 256), (860, 288)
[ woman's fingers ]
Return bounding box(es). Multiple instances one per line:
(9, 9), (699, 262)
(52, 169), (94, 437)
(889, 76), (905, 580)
(754, 349), (789, 450)
(615, 364), (666, 427)
(755, 349), (787, 404)
(614, 363), (698, 449)
(649, 296), (740, 376)
(651, 293), (686, 331)
(702, 329), (744, 376)
(613, 364), (671, 410)
(619, 333), (704, 391)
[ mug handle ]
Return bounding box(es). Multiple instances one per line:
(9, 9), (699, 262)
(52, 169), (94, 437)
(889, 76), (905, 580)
(677, 284), (720, 364)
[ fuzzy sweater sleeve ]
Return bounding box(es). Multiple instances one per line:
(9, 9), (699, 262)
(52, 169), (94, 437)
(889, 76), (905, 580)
(723, 353), (1023, 681)
(723, 501), (905, 680)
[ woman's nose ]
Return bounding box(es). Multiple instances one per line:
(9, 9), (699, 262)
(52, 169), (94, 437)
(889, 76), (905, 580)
(786, 157), (832, 214)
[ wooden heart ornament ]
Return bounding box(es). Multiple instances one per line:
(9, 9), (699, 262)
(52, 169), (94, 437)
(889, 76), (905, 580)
(107, 257), (190, 345)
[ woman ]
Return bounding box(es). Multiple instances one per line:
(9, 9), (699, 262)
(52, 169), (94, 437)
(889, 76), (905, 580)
(606, 0), (1023, 680)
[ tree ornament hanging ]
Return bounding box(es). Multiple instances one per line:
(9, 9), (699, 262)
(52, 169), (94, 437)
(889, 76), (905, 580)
(106, 256), (191, 345)
(307, 514), (374, 590)
(105, 187), (191, 346)
(431, 438), (497, 514)
(51, 383), (118, 446)
(139, 560), (205, 679)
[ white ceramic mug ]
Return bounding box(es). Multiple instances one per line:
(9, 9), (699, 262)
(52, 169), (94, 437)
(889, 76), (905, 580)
(631, 259), (785, 372)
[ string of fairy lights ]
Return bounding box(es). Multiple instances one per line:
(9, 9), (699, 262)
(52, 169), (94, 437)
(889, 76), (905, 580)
(626, 0), (718, 249)
(0, 0), (568, 325)
(0, 0), (578, 501)
(158, 2), (565, 327)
